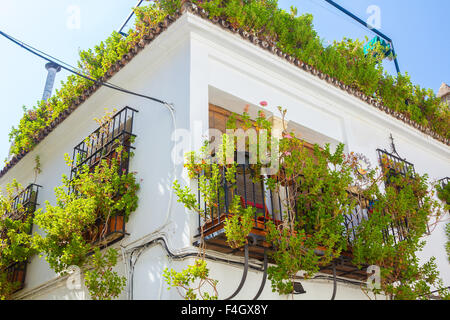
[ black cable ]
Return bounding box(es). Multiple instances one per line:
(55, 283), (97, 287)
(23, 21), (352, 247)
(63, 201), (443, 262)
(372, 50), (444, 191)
(126, 236), (265, 300)
(129, 236), (371, 299)
(330, 261), (337, 300)
(0, 29), (170, 107)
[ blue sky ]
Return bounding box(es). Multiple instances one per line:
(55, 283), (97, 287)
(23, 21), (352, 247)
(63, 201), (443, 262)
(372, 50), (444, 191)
(0, 0), (449, 164)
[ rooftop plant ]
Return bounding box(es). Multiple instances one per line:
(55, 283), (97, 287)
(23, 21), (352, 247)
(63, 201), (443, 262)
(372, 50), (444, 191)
(4, 0), (449, 168)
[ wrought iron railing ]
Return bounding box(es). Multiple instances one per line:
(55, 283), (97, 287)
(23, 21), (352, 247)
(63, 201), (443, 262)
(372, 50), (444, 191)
(195, 163), (411, 247)
(343, 200), (410, 245)
(2, 183), (41, 233)
(70, 106), (138, 180)
(197, 163), (288, 239)
(69, 106), (138, 247)
(438, 177), (449, 189)
(1, 183), (41, 293)
(377, 148), (415, 182)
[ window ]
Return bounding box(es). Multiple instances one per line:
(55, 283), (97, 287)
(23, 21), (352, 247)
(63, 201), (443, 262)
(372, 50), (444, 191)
(1, 184), (41, 292)
(69, 106), (138, 247)
(70, 106), (138, 180)
(200, 105), (316, 238)
(377, 149), (415, 184)
(377, 148), (415, 243)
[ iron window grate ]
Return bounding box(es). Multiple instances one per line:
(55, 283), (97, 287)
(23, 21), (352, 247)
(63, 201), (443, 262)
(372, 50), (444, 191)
(68, 106), (138, 247)
(1, 183), (41, 293)
(70, 106), (138, 180)
(377, 148), (415, 179)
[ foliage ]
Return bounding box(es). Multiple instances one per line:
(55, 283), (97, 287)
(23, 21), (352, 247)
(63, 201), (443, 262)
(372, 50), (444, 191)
(436, 181), (450, 205)
(435, 181), (450, 262)
(32, 145), (139, 299)
(446, 222), (450, 264)
(0, 181), (38, 300)
(163, 259), (218, 300)
(168, 105), (274, 298)
(351, 162), (449, 300)
(265, 139), (356, 294)
(6, 0), (448, 165)
(84, 248), (126, 300)
(174, 100), (448, 299)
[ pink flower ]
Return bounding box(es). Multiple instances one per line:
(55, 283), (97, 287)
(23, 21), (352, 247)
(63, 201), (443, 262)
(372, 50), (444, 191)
(284, 151), (292, 156)
(283, 133), (293, 139)
(259, 101), (268, 107)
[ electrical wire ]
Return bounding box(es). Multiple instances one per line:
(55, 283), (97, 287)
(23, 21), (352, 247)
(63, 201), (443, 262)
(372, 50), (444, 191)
(124, 235), (266, 299)
(330, 261), (337, 300)
(0, 29), (173, 108)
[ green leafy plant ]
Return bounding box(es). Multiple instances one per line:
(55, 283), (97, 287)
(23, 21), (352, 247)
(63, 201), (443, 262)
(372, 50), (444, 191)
(351, 163), (449, 300)
(264, 140), (356, 294)
(436, 181), (450, 205)
(435, 181), (450, 262)
(163, 259), (218, 300)
(84, 248), (126, 300)
(0, 181), (38, 300)
(32, 144), (139, 299)
(174, 101), (448, 300)
(6, 0), (449, 166)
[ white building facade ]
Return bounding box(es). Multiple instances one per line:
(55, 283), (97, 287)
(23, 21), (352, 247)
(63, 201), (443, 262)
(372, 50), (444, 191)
(1, 8), (449, 300)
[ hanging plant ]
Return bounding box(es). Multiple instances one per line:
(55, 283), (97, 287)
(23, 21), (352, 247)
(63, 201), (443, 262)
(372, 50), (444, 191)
(0, 181), (38, 300)
(172, 102), (449, 299)
(32, 145), (139, 299)
(351, 164), (449, 299)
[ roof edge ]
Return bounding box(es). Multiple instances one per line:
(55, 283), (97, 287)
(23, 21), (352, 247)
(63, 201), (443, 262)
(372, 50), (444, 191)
(1, 1), (448, 179)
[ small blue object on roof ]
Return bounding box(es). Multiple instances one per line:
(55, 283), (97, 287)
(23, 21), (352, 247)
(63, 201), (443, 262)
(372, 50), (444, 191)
(364, 36), (392, 59)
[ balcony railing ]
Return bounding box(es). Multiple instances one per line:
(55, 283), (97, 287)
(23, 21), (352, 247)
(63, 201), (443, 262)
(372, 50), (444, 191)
(377, 149), (415, 183)
(2, 183), (41, 232)
(195, 162), (412, 248)
(69, 106), (138, 247)
(1, 183), (41, 293)
(70, 106), (138, 180)
(438, 177), (449, 189)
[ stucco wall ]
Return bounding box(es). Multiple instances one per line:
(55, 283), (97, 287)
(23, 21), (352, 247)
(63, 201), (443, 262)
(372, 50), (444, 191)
(2, 13), (448, 300)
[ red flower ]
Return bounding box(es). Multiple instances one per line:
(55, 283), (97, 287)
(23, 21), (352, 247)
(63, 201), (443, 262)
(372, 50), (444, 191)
(259, 101), (268, 107)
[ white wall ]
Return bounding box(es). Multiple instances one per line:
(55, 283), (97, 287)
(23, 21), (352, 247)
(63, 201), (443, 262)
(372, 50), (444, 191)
(2, 13), (448, 300)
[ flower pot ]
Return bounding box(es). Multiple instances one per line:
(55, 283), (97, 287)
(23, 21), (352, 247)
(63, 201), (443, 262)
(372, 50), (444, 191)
(108, 215), (124, 234)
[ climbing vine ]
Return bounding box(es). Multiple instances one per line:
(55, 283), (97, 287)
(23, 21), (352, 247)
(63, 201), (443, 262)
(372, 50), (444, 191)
(32, 144), (139, 299)
(172, 101), (449, 300)
(0, 108), (141, 300)
(435, 180), (450, 263)
(351, 165), (449, 300)
(0, 181), (37, 300)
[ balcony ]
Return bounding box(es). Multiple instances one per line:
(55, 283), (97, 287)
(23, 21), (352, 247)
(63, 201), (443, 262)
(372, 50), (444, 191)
(70, 106), (138, 180)
(193, 160), (415, 281)
(1, 183), (41, 293)
(69, 106), (138, 248)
